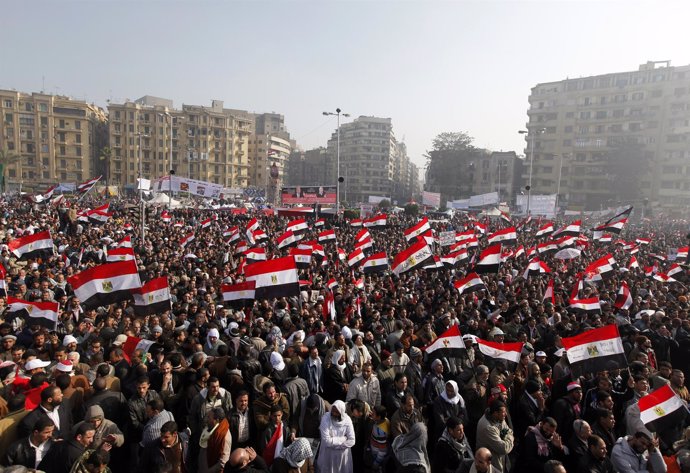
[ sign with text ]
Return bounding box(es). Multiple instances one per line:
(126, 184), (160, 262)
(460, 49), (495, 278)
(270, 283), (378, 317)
(154, 175), (224, 198)
(281, 185), (337, 204)
(439, 231), (456, 247)
(422, 191), (441, 208)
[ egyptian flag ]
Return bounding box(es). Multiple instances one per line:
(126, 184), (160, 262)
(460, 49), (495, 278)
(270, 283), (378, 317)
(277, 230), (300, 250)
(668, 263), (684, 278)
(569, 297), (601, 315)
(121, 336), (155, 363)
(161, 211), (172, 223)
(222, 280), (256, 304)
(77, 175), (101, 194)
(462, 236), (479, 249)
(553, 220), (581, 238)
(474, 245), (502, 274)
(234, 241), (249, 255)
(252, 229), (269, 242)
(454, 272), (486, 295)
(537, 241), (558, 255)
(318, 229), (336, 243)
(173, 221), (184, 228)
(34, 185), (56, 203)
(424, 325), (464, 357)
(442, 249), (469, 267)
(314, 218), (326, 228)
(602, 206), (633, 229)
(585, 254), (616, 280)
(246, 218), (260, 233)
(106, 247), (135, 262)
(6, 297), (59, 330)
(200, 218), (212, 229)
(355, 228), (371, 243)
(327, 278), (338, 290)
(225, 227), (240, 243)
(350, 218), (362, 227)
(391, 239), (433, 276)
(476, 339), (524, 364)
(475, 222), (487, 235)
(456, 230), (475, 242)
(555, 235), (578, 249)
(363, 214), (387, 228)
(245, 247), (267, 263)
(290, 247), (312, 268)
(514, 245), (525, 258)
(323, 290), (336, 321)
(347, 248), (366, 267)
(87, 204), (112, 223)
(636, 237), (651, 246)
(629, 256), (640, 269)
(67, 260), (142, 308)
(614, 281), (633, 310)
(561, 324), (627, 376)
(287, 218), (309, 233)
(244, 256), (299, 299)
(523, 258), (550, 279)
(653, 272), (677, 284)
(677, 247), (688, 262)
(8, 231), (54, 259)
(417, 230), (436, 247)
(500, 211), (512, 224)
(423, 256), (444, 271)
(337, 248), (347, 262)
(353, 277), (365, 290)
(362, 252), (388, 274)
(131, 277), (171, 316)
(180, 233), (195, 248)
(487, 227), (517, 246)
(599, 234), (613, 243)
(543, 278), (555, 305)
(404, 218), (431, 242)
(639, 385), (687, 433)
(536, 222), (554, 238)
(117, 236), (132, 249)
(0, 265), (6, 297)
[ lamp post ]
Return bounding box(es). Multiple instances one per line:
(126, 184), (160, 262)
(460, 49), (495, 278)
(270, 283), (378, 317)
(159, 112), (173, 209)
(137, 132), (149, 244)
(518, 128), (545, 215)
(323, 108), (350, 217)
(555, 153), (566, 214)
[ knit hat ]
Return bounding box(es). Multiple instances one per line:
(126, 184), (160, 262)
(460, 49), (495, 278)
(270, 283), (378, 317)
(409, 346), (422, 359)
(56, 360), (73, 373)
(567, 381), (582, 392)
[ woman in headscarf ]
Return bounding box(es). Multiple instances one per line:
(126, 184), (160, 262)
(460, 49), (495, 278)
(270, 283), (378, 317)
(204, 328), (226, 356)
(317, 400), (356, 473)
(391, 422), (430, 473)
(348, 333), (371, 374)
(323, 350), (353, 403)
(272, 437), (315, 473)
(430, 380), (467, 447)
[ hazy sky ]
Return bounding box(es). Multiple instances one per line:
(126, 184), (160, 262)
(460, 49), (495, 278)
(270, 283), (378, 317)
(2, 0), (689, 170)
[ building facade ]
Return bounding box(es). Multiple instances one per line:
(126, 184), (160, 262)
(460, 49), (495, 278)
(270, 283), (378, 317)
(470, 151), (522, 205)
(107, 97), (252, 190)
(0, 90), (107, 192)
(326, 116), (418, 205)
(247, 113), (293, 203)
(286, 147), (332, 187)
(525, 61), (690, 212)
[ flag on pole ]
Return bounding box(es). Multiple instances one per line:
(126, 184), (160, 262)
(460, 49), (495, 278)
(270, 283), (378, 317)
(423, 325), (465, 357)
(77, 176), (101, 194)
(6, 297), (59, 330)
(639, 384), (687, 432)
(561, 324), (627, 375)
(131, 277), (171, 316)
(476, 338), (524, 364)
(244, 256), (300, 299)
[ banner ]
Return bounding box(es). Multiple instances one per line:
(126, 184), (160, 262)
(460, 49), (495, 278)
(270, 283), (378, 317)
(422, 191), (441, 208)
(448, 199), (470, 210)
(281, 185), (336, 204)
(469, 192), (499, 207)
(439, 231), (456, 247)
(516, 194), (557, 217)
(154, 176), (223, 199)
(368, 195), (390, 205)
(360, 204), (374, 219)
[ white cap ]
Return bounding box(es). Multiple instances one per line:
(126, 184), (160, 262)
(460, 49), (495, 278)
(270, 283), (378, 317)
(62, 335), (78, 346)
(270, 352), (286, 371)
(112, 334), (128, 346)
(25, 359), (50, 371)
(56, 360), (73, 373)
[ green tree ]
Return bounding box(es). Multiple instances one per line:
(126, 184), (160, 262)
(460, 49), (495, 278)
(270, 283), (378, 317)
(424, 132), (481, 204)
(0, 148), (21, 194)
(404, 203), (419, 217)
(99, 146), (112, 188)
(377, 199), (391, 209)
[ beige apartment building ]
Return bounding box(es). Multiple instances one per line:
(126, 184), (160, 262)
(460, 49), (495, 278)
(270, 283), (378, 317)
(0, 90), (107, 192)
(470, 151), (522, 204)
(246, 112), (293, 203)
(525, 61), (690, 213)
(107, 97), (252, 190)
(326, 116), (419, 205)
(286, 147), (334, 187)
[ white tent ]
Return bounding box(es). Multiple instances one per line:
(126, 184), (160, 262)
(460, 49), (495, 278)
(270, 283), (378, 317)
(146, 193), (184, 208)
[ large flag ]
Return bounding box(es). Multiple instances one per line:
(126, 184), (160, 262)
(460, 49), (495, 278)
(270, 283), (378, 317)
(391, 239), (433, 276)
(536, 222), (554, 238)
(222, 280), (256, 304)
(244, 256), (300, 299)
(347, 248), (366, 267)
(569, 297), (602, 315)
(355, 236), (373, 252)
(355, 228), (371, 243)
(245, 247), (267, 263)
(603, 206), (633, 227)
(639, 384), (687, 433)
(286, 219), (309, 233)
(614, 281), (633, 310)
(424, 324), (464, 357)
(180, 233), (195, 248)
(6, 297), (59, 330)
(117, 236), (132, 249)
(106, 247), (135, 262)
(404, 218), (431, 242)
(487, 227), (517, 246)
(68, 260), (142, 308)
(362, 252), (389, 274)
(474, 245), (502, 274)
(553, 220), (581, 238)
(454, 272), (486, 295)
(476, 339), (524, 364)
(363, 214), (387, 228)
(277, 230), (300, 250)
(77, 176), (101, 194)
(290, 247), (312, 268)
(561, 324), (627, 375)
(318, 229), (336, 243)
(131, 277), (171, 316)
(8, 231), (54, 259)
(442, 249), (468, 267)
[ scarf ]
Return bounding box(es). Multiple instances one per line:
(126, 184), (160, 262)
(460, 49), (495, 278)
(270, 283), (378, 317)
(207, 328), (220, 349)
(262, 421), (283, 466)
(281, 437), (312, 468)
(332, 350), (346, 372)
(392, 423), (430, 473)
(206, 419), (229, 468)
(528, 425), (550, 456)
(440, 428), (471, 460)
(441, 380), (464, 406)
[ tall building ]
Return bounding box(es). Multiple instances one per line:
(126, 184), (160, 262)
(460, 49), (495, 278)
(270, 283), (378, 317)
(0, 89), (107, 192)
(246, 112), (293, 203)
(286, 147), (332, 187)
(326, 116), (415, 204)
(107, 98), (252, 190)
(470, 151), (523, 204)
(525, 61), (690, 212)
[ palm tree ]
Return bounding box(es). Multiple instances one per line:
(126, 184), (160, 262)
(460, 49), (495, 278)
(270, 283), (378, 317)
(0, 148), (21, 194)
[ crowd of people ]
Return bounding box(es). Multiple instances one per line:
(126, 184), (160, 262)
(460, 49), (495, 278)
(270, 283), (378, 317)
(0, 193), (689, 473)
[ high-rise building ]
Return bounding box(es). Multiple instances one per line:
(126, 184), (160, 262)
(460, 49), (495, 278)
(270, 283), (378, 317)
(0, 89), (107, 192)
(525, 61), (690, 212)
(286, 147), (332, 187)
(470, 151), (523, 204)
(326, 116), (416, 204)
(246, 112), (293, 203)
(107, 98), (252, 190)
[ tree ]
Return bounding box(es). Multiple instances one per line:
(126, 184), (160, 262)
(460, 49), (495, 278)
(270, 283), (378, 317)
(404, 203), (419, 217)
(377, 199), (391, 209)
(424, 132), (482, 204)
(0, 148), (21, 194)
(99, 146), (112, 189)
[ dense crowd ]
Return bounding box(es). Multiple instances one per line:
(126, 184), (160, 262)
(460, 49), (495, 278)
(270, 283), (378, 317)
(0, 194), (689, 473)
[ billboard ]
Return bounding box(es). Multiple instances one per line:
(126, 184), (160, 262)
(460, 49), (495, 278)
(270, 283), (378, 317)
(516, 194), (557, 217)
(281, 185), (337, 204)
(422, 191), (441, 208)
(154, 175), (223, 198)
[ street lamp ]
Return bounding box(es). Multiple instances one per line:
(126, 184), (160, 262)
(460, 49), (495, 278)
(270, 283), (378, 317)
(136, 132), (149, 244)
(158, 112), (174, 209)
(555, 153), (567, 214)
(518, 128), (545, 215)
(323, 108), (350, 217)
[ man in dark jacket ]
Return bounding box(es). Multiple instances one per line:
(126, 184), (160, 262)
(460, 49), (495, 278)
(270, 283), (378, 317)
(127, 376), (162, 468)
(37, 422), (96, 473)
(83, 377), (129, 427)
(3, 417), (54, 469)
(550, 381), (582, 442)
(578, 435), (615, 473)
(18, 385), (73, 440)
(431, 417), (473, 473)
(515, 418), (566, 473)
(514, 379), (546, 439)
(283, 363), (309, 427)
(139, 420), (190, 473)
(229, 390), (256, 449)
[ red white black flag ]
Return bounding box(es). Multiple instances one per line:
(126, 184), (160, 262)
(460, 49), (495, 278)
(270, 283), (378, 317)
(391, 240), (434, 276)
(68, 260), (142, 308)
(131, 277), (171, 316)
(639, 384), (687, 433)
(614, 281), (633, 310)
(77, 176), (101, 194)
(424, 324), (464, 356)
(561, 324), (627, 376)
(474, 244), (502, 274)
(476, 339), (523, 364)
(8, 231), (54, 260)
(244, 256), (299, 299)
(222, 280), (256, 304)
(404, 218), (431, 242)
(362, 252), (389, 274)
(7, 297), (59, 330)
(454, 272), (486, 295)
(487, 227), (517, 246)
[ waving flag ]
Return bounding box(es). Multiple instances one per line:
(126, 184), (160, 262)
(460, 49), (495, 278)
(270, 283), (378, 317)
(318, 229), (336, 242)
(290, 247), (312, 268)
(68, 260), (142, 308)
(277, 229), (300, 249)
(7, 297), (59, 330)
(8, 231), (54, 259)
(474, 222), (487, 235)
(454, 272), (486, 295)
(314, 218), (326, 228)
(117, 236), (132, 249)
(476, 338), (524, 364)
(131, 277), (171, 316)
(391, 240), (433, 276)
(180, 233), (195, 248)
(474, 245), (502, 274)
(120, 336), (155, 363)
(614, 281), (633, 310)
(350, 218), (362, 227)
(286, 218), (308, 233)
(245, 247), (267, 263)
(362, 252), (389, 274)
(487, 227), (517, 246)
(424, 325), (464, 357)
(244, 256), (299, 299)
(200, 218), (212, 229)
(77, 176), (101, 194)
(107, 246), (135, 262)
(347, 248), (365, 267)
(363, 214), (387, 228)
(536, 222), (554, 238)
(543, 278), (555, 305)
(161, 211), (172, 223)
(456, 229), (475, 242)
(561, 324), (626, 376)
(404, 218), (431, 242)
(222, 280), (256, 304)
(327, 278), (338, 290)
(639, 384), (687, 433)
(442, 249), (468, 267)
(553, 220), (581, 238)
(570, 297), (602, 315)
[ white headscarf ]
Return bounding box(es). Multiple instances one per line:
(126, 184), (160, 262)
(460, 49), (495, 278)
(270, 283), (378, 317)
(331, 350), (346, 372)
(206, 328), (220, 349)
(441, 380), (464, 406)
(330, 400), (350, 425)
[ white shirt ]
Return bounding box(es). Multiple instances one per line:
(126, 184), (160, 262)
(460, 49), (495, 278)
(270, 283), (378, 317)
(41, 405), (60, 433)
(30, 438), (52, 468)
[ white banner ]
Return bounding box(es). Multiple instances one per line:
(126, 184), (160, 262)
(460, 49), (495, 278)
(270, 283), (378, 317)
(516, 194), (557, 217)
(154, 176), (223, 199)
(360, 204), (374, 219)
(368, 195), (390, 204)
(439, 231), (456, 247)
(469, 192), (499, 207)
(448, 199), (470, 210)
(137, 178), (151, 191)
(422, 191), (441, 208)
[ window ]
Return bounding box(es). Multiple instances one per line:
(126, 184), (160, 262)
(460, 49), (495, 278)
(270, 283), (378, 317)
(76, 146), (82, 156)
(3, 100), (12, 108)
(40, 117), (48, 127)
(563, 139), (572, 146)
(596, 111), (607, 119)
(564, 125), (573, 133)
(632, 92), (644, 101)
(76, 134), (81, 143)
(59, 119), (65, 128)
(60, 159), (67, 168)
(566, 112), (575, 118)
(613, 109), (624, 118)
(75, 120), (81, 130)
(38, 103), (48, 112)
(4, 113), (12, 123)
(59, 146), (65, 155)
(580, 111), (591, 119)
